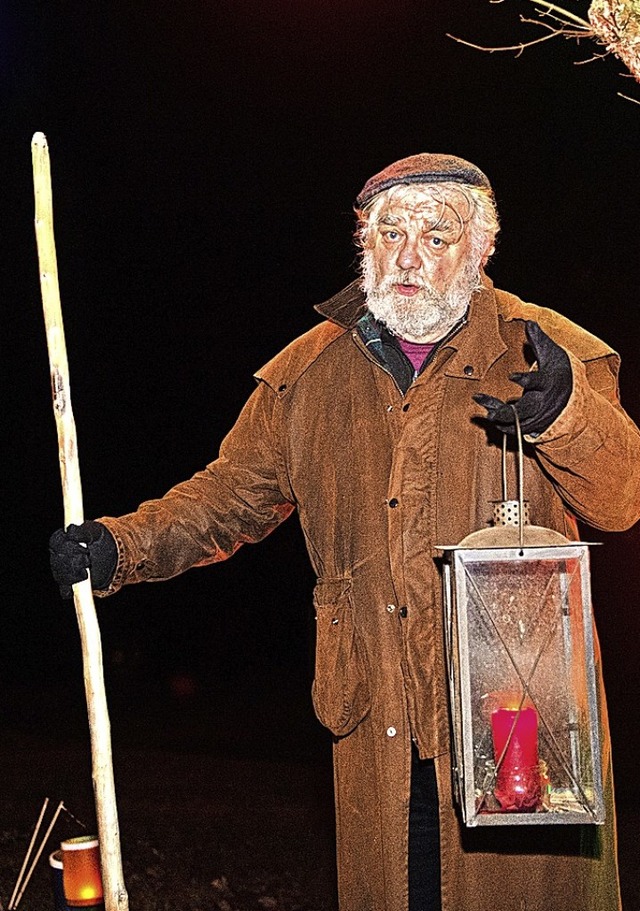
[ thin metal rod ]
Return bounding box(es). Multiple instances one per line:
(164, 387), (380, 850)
(7, 798), (49, 910)
(11, 801), (64, 910)
(508, 405), (525, 549)
(501, 434), (508, 502)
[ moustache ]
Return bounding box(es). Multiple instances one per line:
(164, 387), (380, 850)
(379, 271), (426, 289)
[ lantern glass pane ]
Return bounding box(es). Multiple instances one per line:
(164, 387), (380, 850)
(452, 546), (603, 824)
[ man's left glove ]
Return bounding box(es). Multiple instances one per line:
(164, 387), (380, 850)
(49, 520), (118, 599)
(473, 320), (572, 436)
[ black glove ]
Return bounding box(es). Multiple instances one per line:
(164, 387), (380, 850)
(49, 520), (118, 599)
(473, 321), (572, 436)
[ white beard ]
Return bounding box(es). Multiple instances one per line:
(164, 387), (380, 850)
(361, 250), (481, 342)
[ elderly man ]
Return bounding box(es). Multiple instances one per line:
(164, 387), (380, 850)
(50, 154), (640, 911)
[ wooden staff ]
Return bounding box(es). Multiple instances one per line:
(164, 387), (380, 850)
(31, 132), (129, 911)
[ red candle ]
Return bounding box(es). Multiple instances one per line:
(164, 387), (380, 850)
(491, 706), (542, 812)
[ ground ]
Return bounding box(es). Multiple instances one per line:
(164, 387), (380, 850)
(0, 684), (338, 911)
(0, 683), (638, 911)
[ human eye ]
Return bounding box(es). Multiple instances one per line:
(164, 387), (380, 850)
(425, 233), (448, 250)
(380, 227), (402, 243)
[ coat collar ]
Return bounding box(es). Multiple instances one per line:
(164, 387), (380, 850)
(314, 279), (367, 327)
(314, 274), (507, 379)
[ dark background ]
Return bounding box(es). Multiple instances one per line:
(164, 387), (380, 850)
(2, 0), (640, 831)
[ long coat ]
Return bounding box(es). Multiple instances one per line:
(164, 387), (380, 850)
(98, 277), (640, 911)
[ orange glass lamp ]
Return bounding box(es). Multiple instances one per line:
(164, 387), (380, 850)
(60, 836), (104, 907)
(438, 434), (604, 827)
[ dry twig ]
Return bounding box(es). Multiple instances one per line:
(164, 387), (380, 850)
(449, 0), (640, 90)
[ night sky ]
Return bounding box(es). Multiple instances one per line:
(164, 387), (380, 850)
(2, 1), (640, 778)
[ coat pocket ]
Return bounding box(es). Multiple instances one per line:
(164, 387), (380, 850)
(311, 577), (371, 737)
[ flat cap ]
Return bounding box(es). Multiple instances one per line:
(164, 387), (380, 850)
(356, 153), (492, 209)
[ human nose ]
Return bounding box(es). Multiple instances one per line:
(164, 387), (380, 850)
(396, 236), (422, 271)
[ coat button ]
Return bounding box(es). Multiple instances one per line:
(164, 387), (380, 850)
(399, 606), (408, 618)
(388, 498), (399, 508)
(386, 404), (393, 412)
(386, 604), (396, 613)
(386, 726), (397, 737)
(402, 403), (411, 412)
(463, 365), (474, 376)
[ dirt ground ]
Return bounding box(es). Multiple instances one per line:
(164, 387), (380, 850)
(0, 745), (338, 911)
(0, 683), (339, 911)
(1, 683), (638, 911)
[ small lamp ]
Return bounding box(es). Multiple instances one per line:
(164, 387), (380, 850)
(60, 836), (104, 907)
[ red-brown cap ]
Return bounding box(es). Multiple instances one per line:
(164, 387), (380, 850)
(356, 153), (492, 209)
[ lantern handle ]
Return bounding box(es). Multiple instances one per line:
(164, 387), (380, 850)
(501, 406), (525, 549)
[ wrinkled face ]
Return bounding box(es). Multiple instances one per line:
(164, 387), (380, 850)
(373, 206), (473, 292)
(361, 185), (488, 342)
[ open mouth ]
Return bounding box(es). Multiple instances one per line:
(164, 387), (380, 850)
(395, 283), (421, 297)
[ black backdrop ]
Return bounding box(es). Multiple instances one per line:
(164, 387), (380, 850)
(2, 0), (639, 786)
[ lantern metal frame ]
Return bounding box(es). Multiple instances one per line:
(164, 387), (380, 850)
(438, 419), (605, 827)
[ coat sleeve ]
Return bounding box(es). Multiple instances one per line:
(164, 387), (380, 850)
(96, 380), (295, 595)
(531, 350), (640, 531)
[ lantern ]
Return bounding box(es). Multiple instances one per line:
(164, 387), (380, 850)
(438, 433), (604, 827)
(60, 836), (104, 908)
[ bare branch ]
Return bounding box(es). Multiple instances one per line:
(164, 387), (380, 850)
(618, 90), (640, 103)
(526, 9), (591, 30)
(447, 30), (571, 55)
(574, 49), (613, 63)
(519, 17), (593, 39)
(527, 1), (591, 28)
(448, 0), (640, 85)
(520, 15), (566, 32)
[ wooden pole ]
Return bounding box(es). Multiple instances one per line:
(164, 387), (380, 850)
(31, 132), (129, 911)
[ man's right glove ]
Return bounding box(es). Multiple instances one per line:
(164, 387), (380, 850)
(473, 321), (572, 436)
(49, 520), (118, 599)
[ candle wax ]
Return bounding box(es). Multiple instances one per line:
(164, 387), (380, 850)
(491, 706), (542, 812)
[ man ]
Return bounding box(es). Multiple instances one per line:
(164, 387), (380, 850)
(50, 153), (640, 911)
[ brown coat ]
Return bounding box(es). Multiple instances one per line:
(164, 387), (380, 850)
(99, 277), (640, 911)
